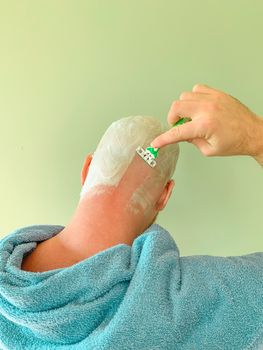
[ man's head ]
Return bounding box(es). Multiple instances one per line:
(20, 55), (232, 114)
(79, 116), (179, 224)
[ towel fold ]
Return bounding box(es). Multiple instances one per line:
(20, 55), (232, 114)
(0, 223), (262, 349)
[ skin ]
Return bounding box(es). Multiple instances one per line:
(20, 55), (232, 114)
(151, 84), (263, 166)
(21, 83), (263, 272)
(21, 154), (174, 272)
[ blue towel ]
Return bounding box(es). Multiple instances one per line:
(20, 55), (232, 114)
(0, 223), (262, 349)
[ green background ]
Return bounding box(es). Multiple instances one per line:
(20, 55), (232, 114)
(0, 0), (262, 256)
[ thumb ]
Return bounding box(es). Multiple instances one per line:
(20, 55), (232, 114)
(151, 121), (199, 148)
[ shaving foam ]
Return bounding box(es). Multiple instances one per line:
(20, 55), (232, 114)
(80, 116), (179, 210)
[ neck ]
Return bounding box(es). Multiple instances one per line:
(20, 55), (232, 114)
(56, 189), (154, 260)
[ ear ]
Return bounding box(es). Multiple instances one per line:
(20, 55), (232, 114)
(156, 180), (175, 211)
(81, 153), (93, 186)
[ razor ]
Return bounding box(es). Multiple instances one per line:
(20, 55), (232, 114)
(136, 117), (191, 168)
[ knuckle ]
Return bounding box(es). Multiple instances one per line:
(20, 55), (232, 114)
(171, 126), (181, 137)
(206, 101), (219, 112)
(179, 91), (189, 100)
(172, 100), (181, 109)
(192, 83), (203, 92)
(214, 94), (222, 102)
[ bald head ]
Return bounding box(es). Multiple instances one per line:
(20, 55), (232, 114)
(80, 116), (179, 212)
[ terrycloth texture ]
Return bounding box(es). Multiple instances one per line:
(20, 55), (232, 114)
(0, 224), (262, 350)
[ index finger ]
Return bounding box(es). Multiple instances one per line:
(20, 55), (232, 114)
(151, 120), (201, 148)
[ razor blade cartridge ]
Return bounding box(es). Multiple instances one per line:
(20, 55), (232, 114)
(136, 147), (157, 168)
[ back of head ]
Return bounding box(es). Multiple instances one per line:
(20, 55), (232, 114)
(80, 116), (179, 210)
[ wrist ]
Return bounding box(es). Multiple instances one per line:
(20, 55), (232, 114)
(252, 115), (263, 167)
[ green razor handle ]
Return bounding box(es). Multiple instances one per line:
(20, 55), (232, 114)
(146, 117), (192, 159)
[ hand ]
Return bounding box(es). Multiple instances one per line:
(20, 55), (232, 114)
(151, 84), (263, 160)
